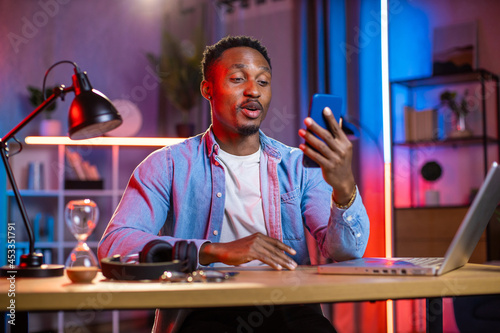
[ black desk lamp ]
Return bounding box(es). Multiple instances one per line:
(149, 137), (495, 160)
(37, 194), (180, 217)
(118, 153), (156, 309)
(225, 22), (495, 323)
(0, 60), (122, 277)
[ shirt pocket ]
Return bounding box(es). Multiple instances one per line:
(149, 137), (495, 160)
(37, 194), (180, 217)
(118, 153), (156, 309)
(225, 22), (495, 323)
(280, 188), (303, 240)
(281, 188), (300, 203)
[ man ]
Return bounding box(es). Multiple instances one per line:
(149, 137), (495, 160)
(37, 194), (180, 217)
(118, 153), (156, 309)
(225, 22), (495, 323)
(98, 35), (369, 332)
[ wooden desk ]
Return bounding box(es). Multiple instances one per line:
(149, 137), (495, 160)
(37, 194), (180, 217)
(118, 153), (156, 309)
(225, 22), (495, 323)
(2, 264), (500, 332)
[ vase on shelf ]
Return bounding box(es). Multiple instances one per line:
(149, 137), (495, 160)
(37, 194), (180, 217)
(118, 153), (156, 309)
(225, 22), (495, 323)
(39, 119), (62, 136)
(448, 112), (472, 139)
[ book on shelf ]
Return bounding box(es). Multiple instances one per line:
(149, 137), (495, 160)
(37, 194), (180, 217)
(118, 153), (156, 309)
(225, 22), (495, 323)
(404, 106), (437, 142)
(33, 213), (42, 241)
(46, 215), (54, 242)
(65, 148), (86, 180)
(33, 213), (54, 242)
(65, 148), (101, 181)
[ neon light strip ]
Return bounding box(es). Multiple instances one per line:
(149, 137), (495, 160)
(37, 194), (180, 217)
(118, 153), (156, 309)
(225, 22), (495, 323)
(384, 163), (393, 257)
(381, 1), (394, 332)
(384, 163), (394, 332)
(386, 300), (394, 333)
(25, 136), (186, 147)
(381, 0), (391, 164)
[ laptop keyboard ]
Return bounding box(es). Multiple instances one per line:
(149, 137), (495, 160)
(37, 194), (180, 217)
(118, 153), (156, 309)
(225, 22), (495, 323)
(398, 257), (444, 267)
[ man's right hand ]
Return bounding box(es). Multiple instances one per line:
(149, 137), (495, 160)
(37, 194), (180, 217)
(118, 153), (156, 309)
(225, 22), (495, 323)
(199, 233), (298, 270)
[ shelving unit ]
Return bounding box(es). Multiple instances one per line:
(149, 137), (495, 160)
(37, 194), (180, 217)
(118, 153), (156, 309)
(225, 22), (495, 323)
(1, 136), (184, 332)
(390, 69), (500, 261)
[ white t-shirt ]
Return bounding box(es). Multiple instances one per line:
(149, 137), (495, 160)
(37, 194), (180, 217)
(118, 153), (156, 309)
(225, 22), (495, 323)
(215, 147), (267, 266)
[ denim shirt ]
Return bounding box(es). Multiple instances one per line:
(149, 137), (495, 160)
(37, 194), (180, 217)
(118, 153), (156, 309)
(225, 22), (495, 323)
(98, 127), (369, 266)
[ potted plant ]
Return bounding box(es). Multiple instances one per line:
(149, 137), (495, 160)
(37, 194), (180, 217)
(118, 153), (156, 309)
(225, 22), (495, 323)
(27, 85), (62, 136)
(147, 29), (205, 137)
(439, 89), (473, 138)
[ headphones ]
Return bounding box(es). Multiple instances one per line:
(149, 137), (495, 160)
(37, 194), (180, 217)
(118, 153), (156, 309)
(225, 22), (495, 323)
(100, 239), (198, 281)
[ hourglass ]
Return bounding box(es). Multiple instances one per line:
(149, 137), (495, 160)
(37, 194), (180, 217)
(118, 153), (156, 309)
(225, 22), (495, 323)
(65, 199), (100, 282)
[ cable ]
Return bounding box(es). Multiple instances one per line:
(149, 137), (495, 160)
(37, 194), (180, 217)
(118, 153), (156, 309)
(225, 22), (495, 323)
(346, 117), (385, 163)
(42, 60), (79, 100)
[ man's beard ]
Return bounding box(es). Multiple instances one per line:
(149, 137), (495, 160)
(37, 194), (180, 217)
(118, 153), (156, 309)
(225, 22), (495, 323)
(237, 124), (260, 136)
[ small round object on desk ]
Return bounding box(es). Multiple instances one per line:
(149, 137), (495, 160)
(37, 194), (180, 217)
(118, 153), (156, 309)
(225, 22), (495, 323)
(161, 271), (190, 283)
(66, 267), (99, 283)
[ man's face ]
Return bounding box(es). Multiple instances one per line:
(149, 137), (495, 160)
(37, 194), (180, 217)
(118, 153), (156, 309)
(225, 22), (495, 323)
(208, 46), (272, 138)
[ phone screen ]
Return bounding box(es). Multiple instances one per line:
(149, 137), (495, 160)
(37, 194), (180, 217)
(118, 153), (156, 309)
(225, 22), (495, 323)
(302, 94), (342, 168)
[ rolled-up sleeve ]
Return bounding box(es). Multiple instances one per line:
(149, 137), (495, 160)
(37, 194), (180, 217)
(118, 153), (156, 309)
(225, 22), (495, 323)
(301, 167), (370, 262)
(323, 188), (370, 261)
(97, 148), (208, 264)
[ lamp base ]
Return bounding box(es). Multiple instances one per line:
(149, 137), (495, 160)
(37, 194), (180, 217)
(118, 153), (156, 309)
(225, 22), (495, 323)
(1, 264), (65, 278)
(0, 252), (64, 277)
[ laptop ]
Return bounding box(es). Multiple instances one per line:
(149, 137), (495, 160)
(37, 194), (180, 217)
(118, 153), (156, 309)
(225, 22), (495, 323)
(318, 161), (500, 276)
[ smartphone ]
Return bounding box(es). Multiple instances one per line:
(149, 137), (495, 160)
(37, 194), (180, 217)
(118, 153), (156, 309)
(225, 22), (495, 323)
(302, 94), (342, 168)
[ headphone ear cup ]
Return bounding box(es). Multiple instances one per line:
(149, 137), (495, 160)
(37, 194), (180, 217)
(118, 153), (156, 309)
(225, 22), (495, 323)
(173, 241), (197, 273)
(172, 240), (186, 261)
(186, 242), (198, 273)
(139, 239), (173, 263)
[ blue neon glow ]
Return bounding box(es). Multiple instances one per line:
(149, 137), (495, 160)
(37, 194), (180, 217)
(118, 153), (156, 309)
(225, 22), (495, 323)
(388, 1), (431, 80)
(316, 1), (326, 94)
(329, 0), (347, 117)
(359, 0), (383, 162)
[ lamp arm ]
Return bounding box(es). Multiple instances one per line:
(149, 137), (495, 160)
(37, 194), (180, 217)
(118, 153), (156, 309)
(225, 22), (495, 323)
(0, 85), (71, 262)
(2, 86), (68, 143)
(0, 60), (120, 276)
(0, 145), (36, 255)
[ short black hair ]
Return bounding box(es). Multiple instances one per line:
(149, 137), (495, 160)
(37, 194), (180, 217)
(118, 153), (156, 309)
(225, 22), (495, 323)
(201, 35), (272, 81)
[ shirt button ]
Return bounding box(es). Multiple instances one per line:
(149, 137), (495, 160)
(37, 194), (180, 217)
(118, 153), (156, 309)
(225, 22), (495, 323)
(217, 192), (222, 198)
(215, 161), (220, 166)
(213, 230), (218, 236)
(346, 215), (353, 222)
(356, 233), (361, 238)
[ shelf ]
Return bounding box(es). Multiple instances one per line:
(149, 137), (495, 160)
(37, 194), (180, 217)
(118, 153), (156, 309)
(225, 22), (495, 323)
(391, 69), (499, 88)
(393, 136), (499, 148)
(2, 140), (177, 271)
(7, 189), (121, 197)
(394, 205), (471, 210)
(8, 241), (100, 249)
(62, 189), (118, 197)
(394, 207), (487, 262)
(391, 68), (499, 262)
(7, 189), (59, 197)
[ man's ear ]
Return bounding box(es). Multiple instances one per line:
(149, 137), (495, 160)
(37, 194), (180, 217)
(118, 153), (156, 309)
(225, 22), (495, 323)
(200, 80), (212, 101)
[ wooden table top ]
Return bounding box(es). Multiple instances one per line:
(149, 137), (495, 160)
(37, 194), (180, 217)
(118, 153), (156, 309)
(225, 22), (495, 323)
(2, 264), (500, 312)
